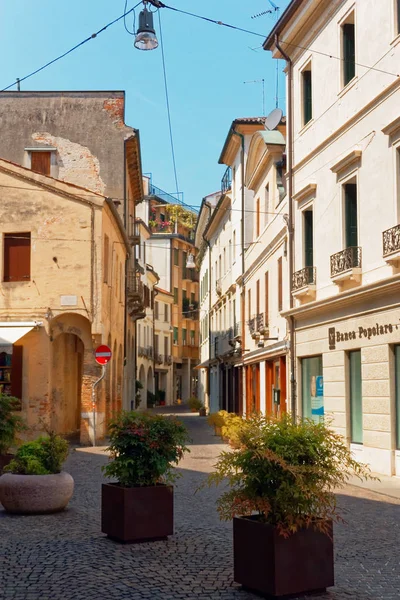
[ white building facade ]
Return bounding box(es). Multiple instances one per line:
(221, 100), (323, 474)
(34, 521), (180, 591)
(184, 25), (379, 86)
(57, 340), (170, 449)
(265, 0), (400, 475)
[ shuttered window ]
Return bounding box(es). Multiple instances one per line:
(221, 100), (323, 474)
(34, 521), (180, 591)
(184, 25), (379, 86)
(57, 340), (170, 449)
(278, 257), (283, 312)
(342, 22), (355, 86)
(164, 303), (169, 322)
(304, 209), (314, 267)
(164, 337), (169, 356)
(173, 327), (178, 344)
(302, 68), (312, 125)
(173, 287), (178, 304)
(182, 328), (187, 345)
(155, 301), (159, 320)
(31, 151), (51, 176)
(174, 248), (179, 266)
(4, 233), (31, 282)
(345, 183), (358, 248)
(265, 272), (269, 324)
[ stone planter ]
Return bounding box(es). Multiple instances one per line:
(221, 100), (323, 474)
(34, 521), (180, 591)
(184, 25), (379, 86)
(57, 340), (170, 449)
(0, 454), (13, 474)
(0, 471), (74, 514)
(102, 483), (173, 543)
(233, 516), (334, 597)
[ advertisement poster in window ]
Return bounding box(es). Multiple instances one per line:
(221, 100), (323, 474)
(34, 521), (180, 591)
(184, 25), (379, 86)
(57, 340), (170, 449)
(311, 375), (324, 421)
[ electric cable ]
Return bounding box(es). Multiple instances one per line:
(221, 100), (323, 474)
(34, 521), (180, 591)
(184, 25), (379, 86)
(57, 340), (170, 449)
(158, 10), (180, 198)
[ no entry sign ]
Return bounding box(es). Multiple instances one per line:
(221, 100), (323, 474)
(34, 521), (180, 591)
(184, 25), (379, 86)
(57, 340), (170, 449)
(95, 345), (112, 365)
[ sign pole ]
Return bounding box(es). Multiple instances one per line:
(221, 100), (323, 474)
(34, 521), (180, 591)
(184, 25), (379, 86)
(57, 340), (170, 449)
(91, 364), (107, 447)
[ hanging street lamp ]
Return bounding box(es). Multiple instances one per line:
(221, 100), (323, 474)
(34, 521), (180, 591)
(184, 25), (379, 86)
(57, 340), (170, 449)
(134, 4), (159, 51)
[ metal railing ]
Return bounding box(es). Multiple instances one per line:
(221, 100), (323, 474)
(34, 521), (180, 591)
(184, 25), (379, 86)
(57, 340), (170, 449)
(127, 271), (144, 298)
(248, 317), (256, 335)
(330, 247), (362, 278)
(156, 353), (163, 364)
(292, 266), (316, 291)
(383, 224), (400, 257)
(221, 166), (232, 194)
(164, 354), (172, 365)
(256, 313), (267, 333)
(234, 321), (241, 339)
(216, 279), (222, 296)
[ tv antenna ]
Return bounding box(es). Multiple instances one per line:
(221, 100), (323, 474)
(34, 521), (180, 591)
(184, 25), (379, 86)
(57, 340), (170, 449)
(244, 79), (265, 116)
(251, 2), (281, 108)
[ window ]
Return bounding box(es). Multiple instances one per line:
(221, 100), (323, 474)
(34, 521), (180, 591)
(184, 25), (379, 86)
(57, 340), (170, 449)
(265, 185), (270, 223)
(173, 287), (178, 304)
(256, 280), (260, 316)
(190, 330), (195, 345)
(182, 328), (187, 345)
(191, 292), (195, 304)
(342, 16), (355, 86)
(301, 356), (323, 422)
(397, 0), (400, 35)
(164, 303), (169, 322)
(155, 301), (159, 320)
(256, 198), (260, 237)
(154, 334), (159, 355)
(304, 209), (314, 267)
(233, 231), (236, 260)
(228, 240), (232, 268)
(164, 336), (169, 357)
(103, 235), (109, 284)
(302, 65), (312, 125)
(349, 350), (362, 443)
(248, 289), (251, 321)
(278, 257), (283, 312)
(344, 182), (358, 248)
(174, 248), (179, 266)
(0, 347), (23, 404)
(30, 151), (51, 176)
(223, 248), (226, 274)
(173, 327), (178, 344)
(119, 263), (123, 301)
(4, 233), (31, 282)
(265, 272), (269, 323)
(182, 251), (187, 279)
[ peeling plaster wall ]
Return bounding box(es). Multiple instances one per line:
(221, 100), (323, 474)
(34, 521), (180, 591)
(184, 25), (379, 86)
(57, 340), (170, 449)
(0, 91), (133, 201)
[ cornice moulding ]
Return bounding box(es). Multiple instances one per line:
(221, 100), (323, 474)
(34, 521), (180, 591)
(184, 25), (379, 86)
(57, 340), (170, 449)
(293, 182), (317, 203)
(330, 149), (362, 175)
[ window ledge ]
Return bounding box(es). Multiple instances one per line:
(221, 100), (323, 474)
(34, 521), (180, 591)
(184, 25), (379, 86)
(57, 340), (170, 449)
(390, 32), (400, 47)
(338, 75), (358, 99)
(292, 284), (316, 299)
(384, 249), (400, 265)
(298, 118), (314, 136)
(331, 267), (362, 285)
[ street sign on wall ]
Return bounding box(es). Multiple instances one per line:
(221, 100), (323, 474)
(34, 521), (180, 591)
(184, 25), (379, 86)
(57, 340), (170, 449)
(94, 345), (112, 365)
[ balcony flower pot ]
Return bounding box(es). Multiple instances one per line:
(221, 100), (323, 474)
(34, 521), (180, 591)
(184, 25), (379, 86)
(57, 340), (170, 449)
(207, 414), (373, 598)
(0, 432), (72, 514)
(102, 483), (173, 542)
(233, 516), (334, 597)
(0, 471), (74, 514)
(102, 411), (189, 544)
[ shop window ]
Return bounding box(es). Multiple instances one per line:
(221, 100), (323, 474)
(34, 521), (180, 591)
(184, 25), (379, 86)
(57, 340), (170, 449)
(4, 233), (31, 282)
(301, 355), (323, 422)
(342, 15), (355, 87)
(349, 350), (363, 444)
(0, 347), (23, 407)
(302, 64), (312, 125)
(30, 151), (51, 176)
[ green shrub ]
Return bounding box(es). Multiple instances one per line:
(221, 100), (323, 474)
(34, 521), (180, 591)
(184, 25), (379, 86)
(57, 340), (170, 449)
(208, 414), (373, 537)
(103, 411), (190, 487)
(221, 413), (247, 448)
(187, 397), (203, 411)
(135, 380), (143, 409)
(0, 394), (26, 455)
(4, 432), (69, 475)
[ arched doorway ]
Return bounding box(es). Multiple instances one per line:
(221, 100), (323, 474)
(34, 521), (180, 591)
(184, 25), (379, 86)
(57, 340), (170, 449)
(147, 366), (154, 407)
(51, 332), (84, 438)
(138, 364), (146, 408)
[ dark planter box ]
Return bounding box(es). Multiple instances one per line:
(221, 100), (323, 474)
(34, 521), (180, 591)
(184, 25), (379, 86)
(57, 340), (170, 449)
(0, 454), (13, 474)
(233, 516), (334, 597)
(101, 483), (173, 543)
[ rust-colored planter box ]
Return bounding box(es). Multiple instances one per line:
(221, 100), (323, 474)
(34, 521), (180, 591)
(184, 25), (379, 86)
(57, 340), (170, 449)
(0, 454), (13, 474)
(101, 483), (173, 543)
(233, 516), (334, 597)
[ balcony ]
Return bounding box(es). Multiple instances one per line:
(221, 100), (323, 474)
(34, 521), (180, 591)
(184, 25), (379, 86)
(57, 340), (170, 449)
(164, 354), (172, 365)
(292, 266), (316, 299)
(216, 279), (222, 296)
(234, 321), (242, 340)
(256, 313), (268, 335)
(181, 345), (199, 359)
(383, 224), (400, 264)
(330, 246), (362, 284)
(155, 353), (163, 365)
(128, 222), (140, 246)
(221, 166), (232, 195)
(127, 271), (145, 319)
(182, 298), (199, 320)
(248, 317), (257, 337)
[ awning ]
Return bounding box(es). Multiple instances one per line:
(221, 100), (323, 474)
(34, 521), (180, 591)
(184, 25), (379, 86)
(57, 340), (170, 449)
(0, 322), (40, 353)
(194, 359), (210, 370)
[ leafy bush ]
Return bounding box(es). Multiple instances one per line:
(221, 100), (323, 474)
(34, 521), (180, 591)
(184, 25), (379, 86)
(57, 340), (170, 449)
(0, 394), (26, 455)
(208, 414), (373, 537)
(221, 413), (247, 448)
(187, 397), (203, 411)
(207, 410), (228, 429)
(103, 411), (190, 487)
(147, 390), (156, 407)
(4, 432), (69, 475)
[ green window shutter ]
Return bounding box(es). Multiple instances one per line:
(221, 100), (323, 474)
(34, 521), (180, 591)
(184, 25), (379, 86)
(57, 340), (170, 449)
(349, 350), (362, 444)
(173, 327), (178, 343)
(304, 210), (314, 267)
(174, 287), (178, 304)
(174, 249), (179, 266)
(182, 328), (187, 343)
(345, 183), (358, 248)
(343, 23), (355, 86)
(190, 330), (195, 344)
(302, 70), (312, 125)
(182, 252), (187, 279)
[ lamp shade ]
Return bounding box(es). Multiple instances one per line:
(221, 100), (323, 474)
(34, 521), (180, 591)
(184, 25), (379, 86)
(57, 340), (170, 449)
(134, 7), (159, 51)
(186, 253), (196, 269)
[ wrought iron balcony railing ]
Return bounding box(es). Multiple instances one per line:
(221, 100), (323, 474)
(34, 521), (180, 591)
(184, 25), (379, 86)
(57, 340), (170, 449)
(330, 247), (361, 278)
(155, 353), (163, 364)
(248, 317), (256, 335)
(216, 279), (222, 296)
(256, 313), (268, 333)
(221, 166), (232, 194)
(127, 271), (144, 298)
(164, 354), (172, 365)
(292, 266), (316, 291)
(234, 321), (242, 339)
(383, 224), (400, 257)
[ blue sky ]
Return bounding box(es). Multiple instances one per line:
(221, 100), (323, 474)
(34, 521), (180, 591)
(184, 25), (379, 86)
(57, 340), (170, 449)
(0, 1), (290, 207)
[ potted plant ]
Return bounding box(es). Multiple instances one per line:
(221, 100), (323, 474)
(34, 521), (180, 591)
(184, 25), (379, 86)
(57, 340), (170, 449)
(0, 432), (73, 514)
(207, 410), (228, 437)
(187, 396), (203, 413)
(0, 394), (26, 473)
(208, 414), (373, 598)
(101, 411), (189, 543)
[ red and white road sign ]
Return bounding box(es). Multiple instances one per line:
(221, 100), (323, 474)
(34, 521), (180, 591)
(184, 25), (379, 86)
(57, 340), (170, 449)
(95, 345), (112, 365)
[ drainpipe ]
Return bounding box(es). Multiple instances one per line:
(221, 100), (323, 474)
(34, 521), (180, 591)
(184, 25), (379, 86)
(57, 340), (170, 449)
(202, 201), (213, 411)
(231, 130), (246, 416)
(275, 34), (296, 420)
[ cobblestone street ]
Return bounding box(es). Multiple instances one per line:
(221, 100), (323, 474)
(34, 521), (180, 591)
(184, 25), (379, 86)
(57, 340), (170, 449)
(1, 409), (400, 600)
